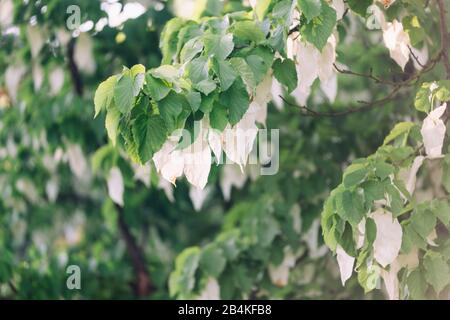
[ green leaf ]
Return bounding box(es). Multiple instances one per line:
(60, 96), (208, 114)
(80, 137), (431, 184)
(169, 247), (201, 297)
(158, 92), (186, 132)
(253, 0), (271, 20)
(297, 0), (322, 22)
(199, 91), (218, 114)
(407, 269), (428, 299)
(414, 82), (433, 113)
(186, 91), (202, 112)
(272, 58), (298, 93)
(229, 57), (256, 91)
(132, 115), (167, 163)
(199, 245), (227, 278)
(374, 162), (395, 180)
(212, 58), (237, 91)
(94, 75), (117, 118)
(339, 222), (356, 257)
(105, 107), (121, 146)
(180, 37), (204, 63)
(436, 80), (450, 101)
(343, 163), (368, 188)
(358, 265), (380, 293)
(423, 252), (450, 294)
(402, 224), (427, 253)
(346, 0), (372, 16)
(114, 74), (135, 114)
(362, 180), (385, 203)
(385, 184), (403, 217)
(210, 103), (228, 131)
(365, 218), (377, 245)
(160, 17), (185, 64)
(203, 33), (234, 60)
(442, 154), (450, 193)
(272, 0), (294, 19)
(130, 64), (145, 76)
(410, 203), (437, 239)
(245, 46), (274, 85)
(151, 65), (180, 83)
(194, 79), (217, 95)
(186, 56), (209, 84)
(176, 23), (202, 60)
(121, 125), (141, 164)
(432, 199), (450, 227)
(231, 21), (266, 44)
(257, 215), (281, 247)
(220, 77), (250, 125)
(300, 1), (336, 50)
(402, 16), (426, 46)
(383, 122), (416, 145)
(335, 189), (365, 226)
(144, 74), (170, 101)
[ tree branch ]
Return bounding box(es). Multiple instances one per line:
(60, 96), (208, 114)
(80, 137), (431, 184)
(437, 0), (450, 78)
(437, 0), (450, 123)
(282, 53), (440, 117)
(333, 63), (398, 85)
(67, 38), (84, 96)
(116, 204), (152, 298)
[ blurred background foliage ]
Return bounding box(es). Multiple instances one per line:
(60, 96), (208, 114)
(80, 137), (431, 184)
(0, 0), (441, 299)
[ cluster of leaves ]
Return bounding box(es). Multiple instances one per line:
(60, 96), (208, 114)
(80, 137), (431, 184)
(323, 71), (450, 298)
(2, 0), (450, 301)
(94, 0), (346, 161)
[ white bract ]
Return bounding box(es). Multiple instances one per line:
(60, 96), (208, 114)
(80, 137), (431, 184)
(196, 277), (220, 300)
(380, 259), (400, 300)
(405, 156), (425, 195)
(0, 0), (13, 28)
(189, 186), (211, 211)
(107, 166), (124, 207)
(302, 219), (328, 259)
(372, 209), (402, 268)
(221, 108), (258, 169)
(220, 164), (247, 201)
(356, 219), (366, 249)
(153, 120), (212, 189)
(66, 144), (88, 179)
(49, 67), (65, 96)
(382, 20), (411, 70)
(32, 62), (44, 91)
(370, 5), (412, 70)
(45, 177), (59, 203)
(421, 103), (447, 158)
(271, 77), (283, 110)
(336, 245), (355, 286)
(5, 64), (27, 103)
(268, 248), (297, 287)
(291, 34), (338, 105)
(331, 0), (345, 20)
(410, 45), (429, 70)
(26, 25), (45, 59)
(74, 33), (96, 74)
(132, 163), (151, 187)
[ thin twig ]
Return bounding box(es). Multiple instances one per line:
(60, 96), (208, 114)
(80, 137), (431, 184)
(280, 85), (403, 117)
(408, 45), (426, 68)
(333, 63), (397, 85)
(116, 204), (153, 298)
